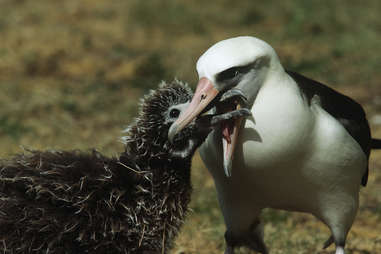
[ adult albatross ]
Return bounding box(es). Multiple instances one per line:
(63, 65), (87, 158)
(168, 36), (381, 254)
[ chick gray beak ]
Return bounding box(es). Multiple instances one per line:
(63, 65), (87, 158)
(168, 77), (219, 142)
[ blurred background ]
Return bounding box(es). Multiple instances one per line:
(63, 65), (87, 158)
(0, 0), (380, 253)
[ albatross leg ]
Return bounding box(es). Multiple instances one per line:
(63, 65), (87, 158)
(224, 230), (236, 254)
(319, 192), (359, 254)
(247, 219), (268, 254)
(322, 215), (351, 254)
(224, 245), (235, 254)
(335, 246), (345, 254)
(223, 219), (268, 254)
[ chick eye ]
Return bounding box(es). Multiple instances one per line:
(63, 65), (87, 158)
(169, 108), (180, 118)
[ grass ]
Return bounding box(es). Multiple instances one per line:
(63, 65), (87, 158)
(0, 0), (381, 253)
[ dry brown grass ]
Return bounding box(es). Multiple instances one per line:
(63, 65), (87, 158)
(0, 0), (380, 253)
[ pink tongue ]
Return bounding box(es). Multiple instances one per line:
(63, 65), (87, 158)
(222, 122), (233, 144)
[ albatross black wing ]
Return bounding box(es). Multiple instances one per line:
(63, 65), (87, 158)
(287, 71), (372, 186)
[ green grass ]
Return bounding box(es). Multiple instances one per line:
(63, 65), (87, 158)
(0, 0), (381, 253)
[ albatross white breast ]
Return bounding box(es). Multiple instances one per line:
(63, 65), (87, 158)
(168, 36), (381, 254)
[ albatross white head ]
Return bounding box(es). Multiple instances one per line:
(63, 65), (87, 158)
(168, 36), (284, 176)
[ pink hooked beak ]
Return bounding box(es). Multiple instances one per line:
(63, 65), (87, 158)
(168, 77), (243, 177)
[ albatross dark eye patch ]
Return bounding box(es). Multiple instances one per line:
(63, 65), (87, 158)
(216, 64), (252, 82)
(216, 56), (270, 83)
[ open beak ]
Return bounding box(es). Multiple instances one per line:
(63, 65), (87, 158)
(168, 77), (244, 178)
(221, 103), (243, 177)
(168, 77), (218, 142)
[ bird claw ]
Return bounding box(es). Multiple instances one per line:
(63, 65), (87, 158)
(219, 88), (248, 108)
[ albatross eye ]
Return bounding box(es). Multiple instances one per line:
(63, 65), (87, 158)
(170, 108), (180, 118)
(217, 67), (241, 81)
(217, 64), (252, 82)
